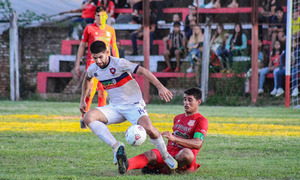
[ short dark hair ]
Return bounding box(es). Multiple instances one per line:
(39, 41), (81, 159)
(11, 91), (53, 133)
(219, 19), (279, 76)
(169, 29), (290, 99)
(184, 87), (202, 100)
(275, 6), (283, 12)
(96, 6), (106, 13)
(173, 21), (181, 27)
(90, 41), (107, 54)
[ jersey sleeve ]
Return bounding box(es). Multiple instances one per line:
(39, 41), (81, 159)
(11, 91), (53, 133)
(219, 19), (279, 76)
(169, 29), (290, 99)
(117, 58), (139, 73)
(195, 117), (208, 137)
(86, 64), (96, 78)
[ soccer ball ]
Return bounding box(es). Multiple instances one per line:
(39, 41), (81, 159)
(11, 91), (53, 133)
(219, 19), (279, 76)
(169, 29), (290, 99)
(125, 125), (147, 146)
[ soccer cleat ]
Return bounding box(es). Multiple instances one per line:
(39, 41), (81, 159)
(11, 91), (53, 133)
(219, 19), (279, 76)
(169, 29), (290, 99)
(270, 88), (277, 96)
(80, 118), (87, 129)
(117, 146), (129, 174)
(275, 88), (284, 97)
(163, 153), (178, 169)
(291, 88), (299, 97)
(113, 142), (125, 165)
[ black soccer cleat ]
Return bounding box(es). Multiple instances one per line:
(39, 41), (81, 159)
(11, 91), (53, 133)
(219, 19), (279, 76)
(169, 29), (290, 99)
(117, 146), (129, 174)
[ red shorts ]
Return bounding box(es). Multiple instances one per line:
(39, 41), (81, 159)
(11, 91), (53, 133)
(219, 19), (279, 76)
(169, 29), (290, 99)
(149, 148), (200, 174)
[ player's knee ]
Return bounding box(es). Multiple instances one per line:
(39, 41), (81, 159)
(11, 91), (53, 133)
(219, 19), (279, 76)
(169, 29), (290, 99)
(143, 151), (157, 165)
(177, 148), (194, 163)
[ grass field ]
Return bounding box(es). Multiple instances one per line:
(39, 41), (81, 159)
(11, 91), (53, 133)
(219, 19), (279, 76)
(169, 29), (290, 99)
(0, 101), (299, 179)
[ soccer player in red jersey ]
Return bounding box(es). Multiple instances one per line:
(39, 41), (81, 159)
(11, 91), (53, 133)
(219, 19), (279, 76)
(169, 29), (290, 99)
(117, 87), (208, 174)
(75, 5), (119, 113)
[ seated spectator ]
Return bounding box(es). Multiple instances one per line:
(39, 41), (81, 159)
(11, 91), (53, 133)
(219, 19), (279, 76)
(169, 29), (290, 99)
(194, 0), (220, 8)
(258, 40), (283, 94)
(116, 40), (125, 58)
(275, 39), (300, 97)
(65, 0), (98, 40)
(115, 0), (130, 8)
(131, 0), (142, 24)
(259, 0), (277, 39)
(268, 6), (286, 44)
(98, 0), (116, 25)
(163, 14), (184, 54)
(184, 5), (198, 40)
(186, 25), (204, 73)
(130, 15), (158, 55)
(244, 39), (264, 94)
(162, 22), (186, 72)
(292, 8), (300, 37)
(219, 22), (247, 72)
(150, 0), (174, 24)
(210, 23), (229, 71)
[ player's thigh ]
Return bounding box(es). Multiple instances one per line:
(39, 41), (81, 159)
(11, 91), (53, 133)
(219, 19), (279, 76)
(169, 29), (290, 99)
(94, 104), (126, 125)
(83, 108), (108, 125)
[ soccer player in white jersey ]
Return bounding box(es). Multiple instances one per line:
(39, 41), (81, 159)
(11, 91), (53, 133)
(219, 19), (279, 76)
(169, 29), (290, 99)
(79, 40), (178, 172)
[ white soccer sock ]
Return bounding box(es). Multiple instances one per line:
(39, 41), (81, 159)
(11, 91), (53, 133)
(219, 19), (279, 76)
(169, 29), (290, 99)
(88, 121), (118, 148)
(150, 135), (168, 159)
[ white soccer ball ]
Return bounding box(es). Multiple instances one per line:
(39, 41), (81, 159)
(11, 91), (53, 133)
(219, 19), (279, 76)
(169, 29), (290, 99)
(125, 125), (147, 146)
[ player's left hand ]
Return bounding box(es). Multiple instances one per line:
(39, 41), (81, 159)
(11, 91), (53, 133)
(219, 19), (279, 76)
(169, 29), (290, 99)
(161, 131), (175, 142)
(158, 87), (173, 102)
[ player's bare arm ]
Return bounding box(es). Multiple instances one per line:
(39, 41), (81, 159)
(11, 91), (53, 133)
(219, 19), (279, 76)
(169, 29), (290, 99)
(136, 66), (173, 102)
(75, 41), (88, 76)
(79, 74), (93, 114)
(161, 131), (203, 149)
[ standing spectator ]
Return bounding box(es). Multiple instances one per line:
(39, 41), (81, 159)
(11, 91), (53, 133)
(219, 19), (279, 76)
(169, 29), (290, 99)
(130, 15), (158, 55)
(186, 25), (204, 73)
(65, 0), (98, 40)
(98, 0), (116, 25)
(210, 23), (228, 71)
(258, 40), (282, 94)
(184, 5), (197, 40)
(162, 22), (187, 73)
(220, 23), (247, 72)
(292, 8), (300, 37)
(268, 6), (286, 44)
(75, 6), (119, 113)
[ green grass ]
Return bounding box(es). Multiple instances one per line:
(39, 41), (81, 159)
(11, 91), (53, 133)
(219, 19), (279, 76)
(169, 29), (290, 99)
(0, 101), (299, 179)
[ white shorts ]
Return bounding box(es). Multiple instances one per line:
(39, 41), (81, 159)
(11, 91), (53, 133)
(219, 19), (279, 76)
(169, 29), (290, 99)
(95, 103), (149, 125)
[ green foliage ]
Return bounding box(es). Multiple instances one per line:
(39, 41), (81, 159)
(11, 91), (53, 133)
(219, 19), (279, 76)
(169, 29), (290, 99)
(0, 0), (50, 26)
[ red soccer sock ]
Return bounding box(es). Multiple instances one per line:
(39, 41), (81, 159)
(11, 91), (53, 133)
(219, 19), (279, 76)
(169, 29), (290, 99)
(127, 154), (149, 171)
(85, 96), (92, 112)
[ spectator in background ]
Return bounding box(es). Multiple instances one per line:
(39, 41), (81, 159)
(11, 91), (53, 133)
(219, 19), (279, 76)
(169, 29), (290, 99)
(258, 40), (283, 94)
(269, 6), (286, 44)
(186, 25), (204, 73)
(150, 0), (174, 24)
(219, 23), (247, 72)
(131, 0), (142, 24)
(117, 40), (125, 58)
(98, 0), (116, 25)
(258, 0), (277, 39)
(227, 0), (239, 8)
(130, 15), (158, 55)
(163, 14), (184, 54)
(245, 39), (264, 94)
(162, 22), (186, 73)
(210, 23), (229, 71)
(292, 8), (300, 37)
(184, 5), (198, 40)
(64, 0), (98, 40)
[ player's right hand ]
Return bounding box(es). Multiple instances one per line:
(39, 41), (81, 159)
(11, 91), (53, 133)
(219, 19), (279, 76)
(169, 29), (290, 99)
(79, 101), (87, 114)
(75, 64), (81, 77)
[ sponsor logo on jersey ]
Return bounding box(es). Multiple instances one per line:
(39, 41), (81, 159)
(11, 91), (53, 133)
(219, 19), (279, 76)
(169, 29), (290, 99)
(94, 72), (98, 77)
(188, 120), (196, 126)
(110, 68), (116, 74)
(106, 31), (111, 37)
